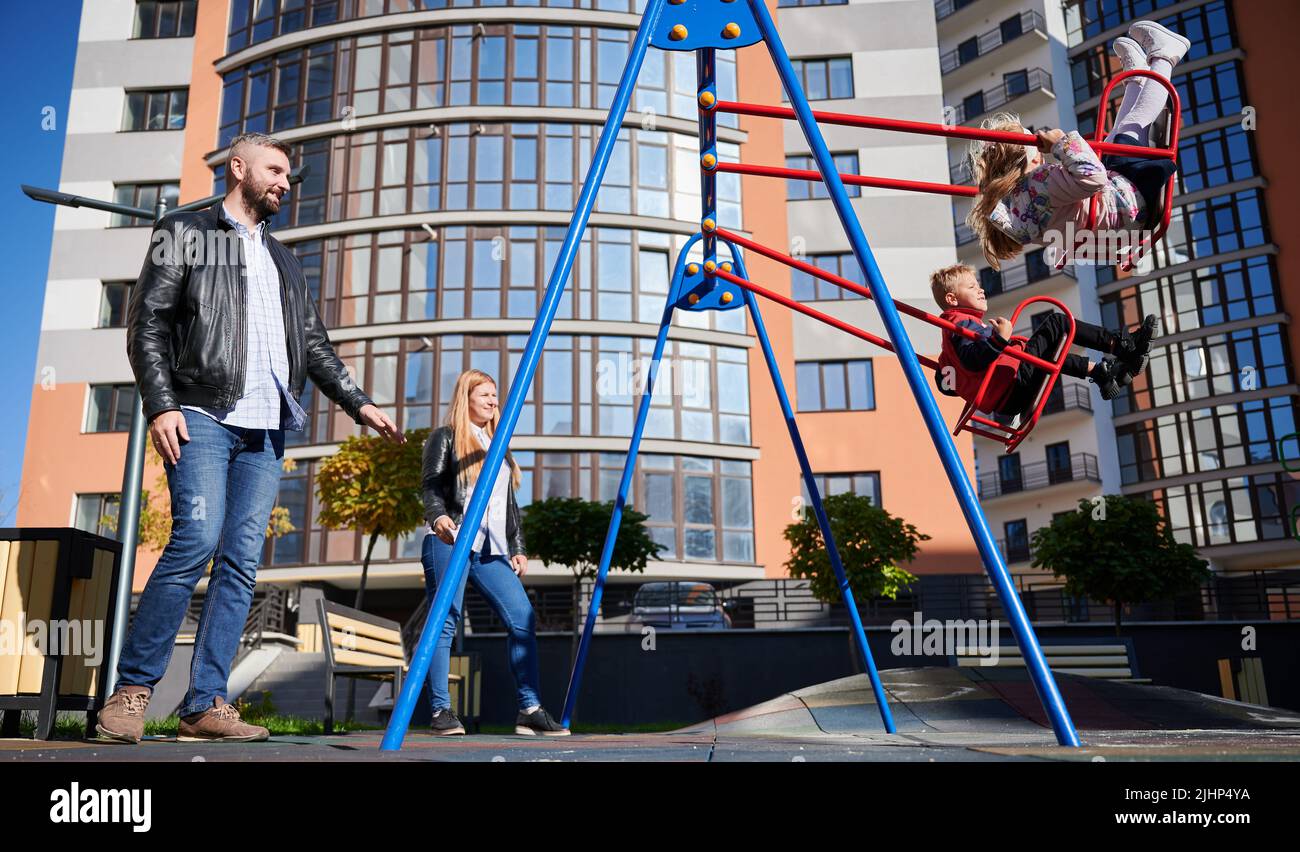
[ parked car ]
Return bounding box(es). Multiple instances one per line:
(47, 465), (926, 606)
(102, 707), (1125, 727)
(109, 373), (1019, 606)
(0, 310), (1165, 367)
(625, 581), (732, 630)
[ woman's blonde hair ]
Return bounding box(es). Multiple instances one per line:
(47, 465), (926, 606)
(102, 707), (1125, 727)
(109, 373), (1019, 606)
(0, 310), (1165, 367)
(445, 369), (522, 490)
(965, 112), (1032, 270)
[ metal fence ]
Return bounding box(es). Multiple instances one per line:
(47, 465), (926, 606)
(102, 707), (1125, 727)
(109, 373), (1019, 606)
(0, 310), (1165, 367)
(978, 452), (1100, 499)
(445, 570), (1300, 635)
(940, 10), (1044, 75)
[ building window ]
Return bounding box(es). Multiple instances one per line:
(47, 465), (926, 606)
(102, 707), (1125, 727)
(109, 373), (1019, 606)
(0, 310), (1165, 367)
(1100, 256), (1279, 341)
(74, 494), (121, 538)
(1142, 188), (1267, 273)
(785, 153), (861, 200)
(133, 1), (197, 39)
(1004, 519), (1030, 562)
(795, 360), (874, 412)
(790, 252), (865, 301)
(99, 282), (133, 329)
(962, 90), (985, 121)
(1146, 471), (1300, 549)
(800, 471), (882, 509)
(1115, 396), (1299, 486)
(998, 454), (1023, 493)
(787, 56), (854, 101)
(1176, 123), (1255, 193)
(86, 385), (136, 434)
(1045, 441), (1072, 484)
(122, 88), (188, 131)
(109, 183), (180, 227)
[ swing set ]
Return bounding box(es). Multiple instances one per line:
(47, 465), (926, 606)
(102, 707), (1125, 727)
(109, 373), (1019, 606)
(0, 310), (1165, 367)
(380, 0), (1180, 752)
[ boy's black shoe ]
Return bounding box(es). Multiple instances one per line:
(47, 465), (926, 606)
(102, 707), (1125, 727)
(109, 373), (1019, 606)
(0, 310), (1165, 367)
(515, 707), (570, 737)
(1112, 314), (1158, 381)
(1087, 357), (1125, 401)
(430, 708), (466, 736)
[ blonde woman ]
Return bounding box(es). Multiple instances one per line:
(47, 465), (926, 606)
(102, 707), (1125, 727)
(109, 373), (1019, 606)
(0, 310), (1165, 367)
(420, 369), (568, 736)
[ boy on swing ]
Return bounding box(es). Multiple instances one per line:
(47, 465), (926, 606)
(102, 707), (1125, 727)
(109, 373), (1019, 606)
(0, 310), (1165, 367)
(929, 263), (1156, 411)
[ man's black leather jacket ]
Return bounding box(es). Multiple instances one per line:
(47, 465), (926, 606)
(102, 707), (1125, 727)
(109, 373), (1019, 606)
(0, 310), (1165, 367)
(126, 200), (373, 423)
(421, 426), (526, 558)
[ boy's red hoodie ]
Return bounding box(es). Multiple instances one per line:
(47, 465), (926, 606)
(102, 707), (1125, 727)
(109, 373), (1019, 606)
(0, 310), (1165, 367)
(937, 306), (1019, 411)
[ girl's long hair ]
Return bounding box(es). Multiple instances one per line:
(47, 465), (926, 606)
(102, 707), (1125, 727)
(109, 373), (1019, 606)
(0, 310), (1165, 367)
(965, 112), (1033, 270)
(445, 369), (522, 489)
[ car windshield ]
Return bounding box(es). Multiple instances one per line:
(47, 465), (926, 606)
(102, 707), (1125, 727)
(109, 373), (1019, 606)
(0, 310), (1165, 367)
(634, 584), (719, 608)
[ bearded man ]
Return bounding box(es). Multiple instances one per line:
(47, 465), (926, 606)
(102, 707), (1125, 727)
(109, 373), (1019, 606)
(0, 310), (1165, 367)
(94, 133), (405, 743)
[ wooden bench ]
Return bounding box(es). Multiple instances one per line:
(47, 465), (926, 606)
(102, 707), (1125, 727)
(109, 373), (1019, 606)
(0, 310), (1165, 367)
(952, 640), (1150, 683)
(319, 599), (408, 734)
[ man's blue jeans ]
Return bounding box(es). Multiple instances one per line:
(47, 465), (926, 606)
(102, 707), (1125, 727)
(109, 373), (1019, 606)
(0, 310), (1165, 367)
(421, 533), (541, 713)
(115, 409), (285, 717)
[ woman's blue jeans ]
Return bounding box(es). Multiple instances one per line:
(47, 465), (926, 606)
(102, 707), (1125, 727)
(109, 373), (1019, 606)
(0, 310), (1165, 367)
(421, 532), (541, 713)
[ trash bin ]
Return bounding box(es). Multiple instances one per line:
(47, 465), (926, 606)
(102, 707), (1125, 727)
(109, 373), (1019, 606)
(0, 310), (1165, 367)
(0, 527), (123, 740)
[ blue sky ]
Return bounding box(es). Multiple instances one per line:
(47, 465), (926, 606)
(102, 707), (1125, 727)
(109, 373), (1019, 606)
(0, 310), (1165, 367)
(0, 1), (83, 523)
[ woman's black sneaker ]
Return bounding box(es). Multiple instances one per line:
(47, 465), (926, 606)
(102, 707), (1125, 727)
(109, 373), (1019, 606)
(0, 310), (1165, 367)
(429, 708), (465, 736)
(515, 707), (570, 736)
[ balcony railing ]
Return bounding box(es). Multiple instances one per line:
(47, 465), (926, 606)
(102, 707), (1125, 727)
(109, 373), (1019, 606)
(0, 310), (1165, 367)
(948, 68), (1053, 125)
(934, 0), (982, 22)
(940, 10), (1045, 76)
(1041, 380), (1092, 416)
(978, 452), (1099, 499)
(997, 537), (1033, 564)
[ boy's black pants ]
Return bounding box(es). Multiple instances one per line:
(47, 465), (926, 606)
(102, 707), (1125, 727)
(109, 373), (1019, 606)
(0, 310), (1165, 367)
(997, 312), (1114, 415)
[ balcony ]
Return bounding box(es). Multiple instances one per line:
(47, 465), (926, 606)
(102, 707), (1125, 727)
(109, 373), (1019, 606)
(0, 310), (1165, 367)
(940, 11), (1047, 78)
(934, 0), (983, 23)
(1041, 380), (1093, 417)
(978, 452), (1100, 500)
(948, 68), (1054, 126)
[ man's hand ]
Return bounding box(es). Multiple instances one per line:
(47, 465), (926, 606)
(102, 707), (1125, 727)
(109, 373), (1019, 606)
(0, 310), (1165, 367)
(511, 554), (529, 577)
(359, 404), (405, 444)
(1035, 128), (1066, 151)
(991, 316), (1013, 340)
(150, 410), (190, 465)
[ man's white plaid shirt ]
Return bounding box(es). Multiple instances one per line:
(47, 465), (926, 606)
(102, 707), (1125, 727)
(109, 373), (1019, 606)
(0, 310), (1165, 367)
(182, 204), (307, 431)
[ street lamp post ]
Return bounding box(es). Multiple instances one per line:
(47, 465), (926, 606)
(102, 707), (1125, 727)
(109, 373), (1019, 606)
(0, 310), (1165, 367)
(21, 171), (305, 693)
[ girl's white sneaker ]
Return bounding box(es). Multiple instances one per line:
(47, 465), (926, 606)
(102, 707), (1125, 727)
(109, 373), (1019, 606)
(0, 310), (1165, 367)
(1113, 36), (1149, 72)
(1127, 20), (1191, 66)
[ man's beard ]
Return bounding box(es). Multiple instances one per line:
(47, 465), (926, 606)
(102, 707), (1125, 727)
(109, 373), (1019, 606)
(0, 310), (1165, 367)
(240, 180), (281, 222)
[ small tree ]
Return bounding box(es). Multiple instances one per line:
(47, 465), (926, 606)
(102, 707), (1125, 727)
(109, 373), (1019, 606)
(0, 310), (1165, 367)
(1030, 494), (1210, 633)
(520, 496), (664, 660)
(783, 492), (925, 605)
(314, 428), (429, 613)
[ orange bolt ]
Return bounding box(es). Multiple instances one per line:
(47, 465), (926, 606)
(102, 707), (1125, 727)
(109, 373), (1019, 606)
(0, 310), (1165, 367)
(723, 23), (741, 39)
(669, 24), (687, 40)
(720, 262), (732, 272)
(701, 153), (717, 169)
(701, 218), (716, 232)
(698, 91), (716, 108)
(686, 263), (700, 275)
(704, 260), (717, 273)
(688, 293), (700, 305)
(721, 291), (734, 304)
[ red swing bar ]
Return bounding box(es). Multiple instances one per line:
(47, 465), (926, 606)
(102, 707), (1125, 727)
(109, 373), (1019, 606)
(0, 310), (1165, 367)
(711, 161), (977, 198)
(713, 100), (1177, 160)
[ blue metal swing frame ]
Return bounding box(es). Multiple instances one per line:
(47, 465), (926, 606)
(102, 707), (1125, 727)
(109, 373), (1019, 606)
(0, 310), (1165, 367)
(380, 0), (1081, 751)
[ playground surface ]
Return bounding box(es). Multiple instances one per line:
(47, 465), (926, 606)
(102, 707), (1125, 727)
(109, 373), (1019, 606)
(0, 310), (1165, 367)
(4, 668), (1298, 762)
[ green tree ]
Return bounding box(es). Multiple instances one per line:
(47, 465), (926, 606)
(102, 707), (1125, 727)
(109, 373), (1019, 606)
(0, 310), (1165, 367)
(783, 492), (925, 605)
(314, 428), (429, 612)
(520, 496), (664, 660)
(1030, 494), (1210, 633)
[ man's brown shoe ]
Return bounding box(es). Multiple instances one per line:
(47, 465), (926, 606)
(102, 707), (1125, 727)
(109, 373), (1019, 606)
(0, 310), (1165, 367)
(177, 697), (270, 743)
(94, 686), (151, 744)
